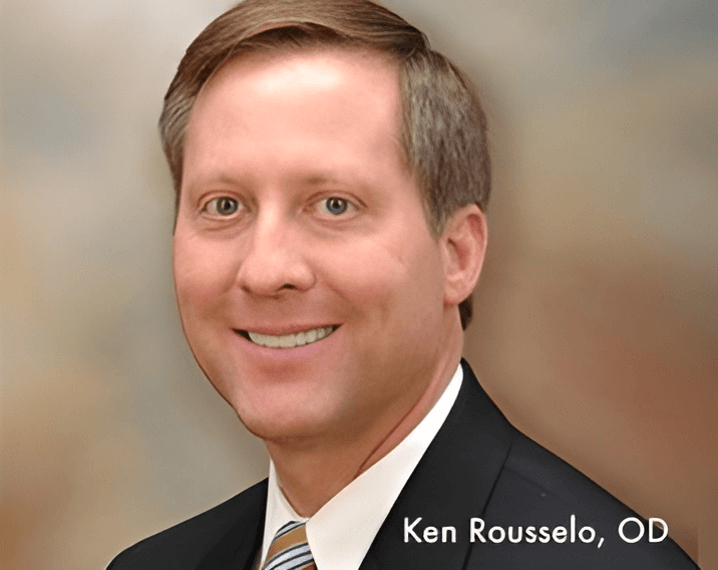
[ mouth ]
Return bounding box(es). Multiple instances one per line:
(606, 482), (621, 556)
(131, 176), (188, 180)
(235, 325), (339, 349)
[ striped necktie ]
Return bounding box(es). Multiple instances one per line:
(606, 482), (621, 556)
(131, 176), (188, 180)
(261, 521), (316, 570)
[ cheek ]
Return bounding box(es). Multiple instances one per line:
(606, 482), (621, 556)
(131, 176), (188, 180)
(316, 232), (443, 322)
(320, 244), (400, 309)
(173, 235), (237, 316)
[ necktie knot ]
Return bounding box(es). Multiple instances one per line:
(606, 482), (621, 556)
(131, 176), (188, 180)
(262, 521), (316, 570)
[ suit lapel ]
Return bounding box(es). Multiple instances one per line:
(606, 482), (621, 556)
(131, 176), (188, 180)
(198, 480), (267, 570)
(361, 360), (514, 570)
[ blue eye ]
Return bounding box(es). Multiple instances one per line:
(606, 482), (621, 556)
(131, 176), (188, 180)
(205, 197), (239, 216)
(322, 197), (349, 215)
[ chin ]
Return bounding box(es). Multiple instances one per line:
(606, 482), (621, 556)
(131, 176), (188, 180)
(238, 412), (331, 445)
(228, 391), (335, 444)
(205, 353), (350, 442)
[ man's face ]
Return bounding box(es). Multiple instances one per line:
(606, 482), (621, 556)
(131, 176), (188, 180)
(174, 48), (455, 445)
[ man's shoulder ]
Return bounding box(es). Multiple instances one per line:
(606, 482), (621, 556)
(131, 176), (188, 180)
(491, 429), (634, 521)
(107, 479), (267, 569)
(476, 409), (698, 568)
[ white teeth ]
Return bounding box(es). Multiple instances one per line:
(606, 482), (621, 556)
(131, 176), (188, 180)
(247, 326), (334, 349)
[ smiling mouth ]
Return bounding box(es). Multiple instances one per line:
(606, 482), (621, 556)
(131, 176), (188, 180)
(235, 325), (339, 349)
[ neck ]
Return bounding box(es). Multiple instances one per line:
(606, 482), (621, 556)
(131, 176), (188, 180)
(266, 324), (464, 517)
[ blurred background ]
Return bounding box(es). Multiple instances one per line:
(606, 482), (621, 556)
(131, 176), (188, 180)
(1, 0), (716, 568)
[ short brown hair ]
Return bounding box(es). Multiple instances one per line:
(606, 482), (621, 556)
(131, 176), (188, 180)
(160, 0), (490, 329)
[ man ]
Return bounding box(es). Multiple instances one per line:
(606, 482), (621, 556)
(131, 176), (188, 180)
(110, 0), (697, 568)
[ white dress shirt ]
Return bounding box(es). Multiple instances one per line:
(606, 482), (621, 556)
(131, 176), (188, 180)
(259, 363), (463, 570)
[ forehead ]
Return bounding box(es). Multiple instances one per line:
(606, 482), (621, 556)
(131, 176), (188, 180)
(183, 46), (411, 187)
(193, 44), (402, 119)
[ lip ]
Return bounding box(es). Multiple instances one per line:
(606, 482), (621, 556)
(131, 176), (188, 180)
(231, 324), (342, 360)
(233, 324), (340, 337)
(234, 325), (339, 350)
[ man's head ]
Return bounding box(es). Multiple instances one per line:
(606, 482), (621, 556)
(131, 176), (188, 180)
(169, 0), (489, 448)
(161, 0), (491, 329)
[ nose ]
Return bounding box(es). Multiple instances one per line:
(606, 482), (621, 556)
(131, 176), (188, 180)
(235, 211), (316, 297)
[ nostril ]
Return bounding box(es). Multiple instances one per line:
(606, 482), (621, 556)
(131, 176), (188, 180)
(235, 248), (316, 296)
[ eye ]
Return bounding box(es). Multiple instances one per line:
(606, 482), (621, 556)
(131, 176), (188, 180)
(204, 196), (240, 217)
(321, 196), (350, 216)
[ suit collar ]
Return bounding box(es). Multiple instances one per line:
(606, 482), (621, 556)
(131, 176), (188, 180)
(361, 359), (514, 569)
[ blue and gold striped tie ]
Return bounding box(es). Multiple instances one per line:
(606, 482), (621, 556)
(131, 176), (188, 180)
(261, 521), (316, 570)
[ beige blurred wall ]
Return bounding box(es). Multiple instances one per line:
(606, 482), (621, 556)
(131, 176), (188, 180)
(2, 1), (716, 568)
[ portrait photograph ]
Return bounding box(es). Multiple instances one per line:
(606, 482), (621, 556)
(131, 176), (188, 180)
(1, 1), (716, 568)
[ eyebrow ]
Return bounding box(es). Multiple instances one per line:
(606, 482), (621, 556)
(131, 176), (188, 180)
(301, 173), (346, 186)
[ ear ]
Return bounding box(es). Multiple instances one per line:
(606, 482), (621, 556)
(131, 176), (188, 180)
(440, 204), (488, 308)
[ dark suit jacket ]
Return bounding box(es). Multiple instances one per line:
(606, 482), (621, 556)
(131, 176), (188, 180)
(109, 360), (697, 569)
